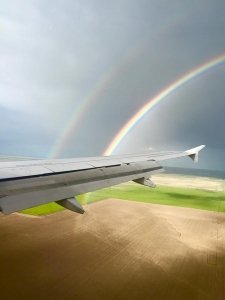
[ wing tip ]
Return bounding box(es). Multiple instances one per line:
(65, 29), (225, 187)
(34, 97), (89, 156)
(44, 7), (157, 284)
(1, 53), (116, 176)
(186, 145), (205, 163)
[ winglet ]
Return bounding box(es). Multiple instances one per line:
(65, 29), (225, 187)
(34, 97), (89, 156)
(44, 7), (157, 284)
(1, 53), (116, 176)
(185, 145), (205, 163)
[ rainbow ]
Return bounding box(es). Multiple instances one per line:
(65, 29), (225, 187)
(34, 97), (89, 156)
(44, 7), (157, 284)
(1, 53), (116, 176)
(103, 53), (225, 156)
(49, 73), (115, 158)
(50, 25), (182, 159)
(50, 42), (147, 159)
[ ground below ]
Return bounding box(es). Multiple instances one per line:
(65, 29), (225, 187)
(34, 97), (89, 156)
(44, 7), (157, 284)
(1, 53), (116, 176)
(1, 199), (225, 300)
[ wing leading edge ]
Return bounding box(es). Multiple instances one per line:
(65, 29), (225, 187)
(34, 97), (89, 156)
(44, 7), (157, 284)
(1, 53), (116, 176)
(0, 145), (205, 214)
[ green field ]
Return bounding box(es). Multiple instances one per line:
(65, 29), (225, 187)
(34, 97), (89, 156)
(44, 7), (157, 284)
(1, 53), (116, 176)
(20, 182), (225, 216)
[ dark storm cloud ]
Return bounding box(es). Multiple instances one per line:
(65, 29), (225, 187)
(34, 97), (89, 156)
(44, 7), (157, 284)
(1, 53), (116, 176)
(1, 0), (225, 169)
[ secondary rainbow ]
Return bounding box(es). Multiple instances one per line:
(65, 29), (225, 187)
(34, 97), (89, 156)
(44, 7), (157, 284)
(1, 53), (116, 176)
(50, 42), (146, 159)
(49, 73), (114, 158)
(103, 53), (225, 156)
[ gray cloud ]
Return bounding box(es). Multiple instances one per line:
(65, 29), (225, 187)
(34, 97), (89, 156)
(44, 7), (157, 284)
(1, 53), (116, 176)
(1, 0), (225, 169)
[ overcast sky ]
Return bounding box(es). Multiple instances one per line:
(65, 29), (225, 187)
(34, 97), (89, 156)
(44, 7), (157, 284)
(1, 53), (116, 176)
(1, 0), (225, 170)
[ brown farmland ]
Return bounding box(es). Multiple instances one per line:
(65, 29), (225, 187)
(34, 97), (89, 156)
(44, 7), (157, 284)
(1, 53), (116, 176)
(0, 199), (225, 300)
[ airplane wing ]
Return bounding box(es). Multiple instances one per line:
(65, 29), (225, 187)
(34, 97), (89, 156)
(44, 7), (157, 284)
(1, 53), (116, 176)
(0, 145), (205, 214)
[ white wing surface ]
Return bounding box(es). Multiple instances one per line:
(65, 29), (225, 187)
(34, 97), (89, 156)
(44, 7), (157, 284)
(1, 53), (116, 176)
(0, 145), (205, 214)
